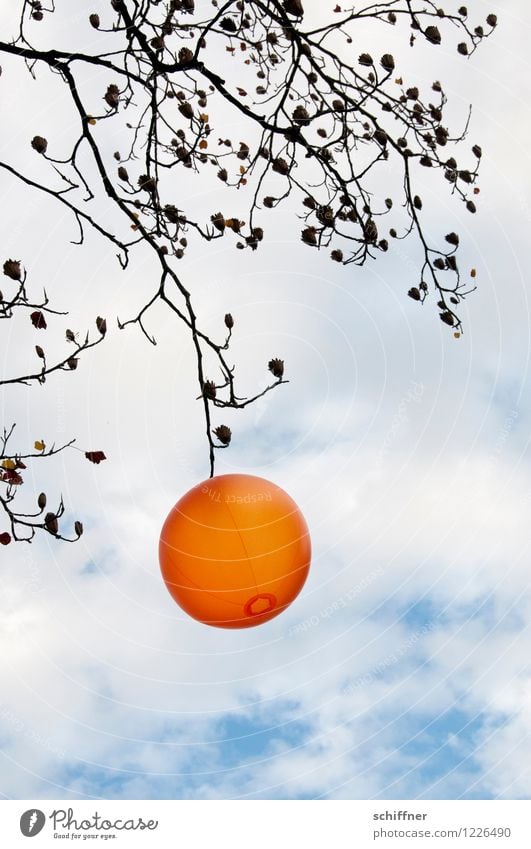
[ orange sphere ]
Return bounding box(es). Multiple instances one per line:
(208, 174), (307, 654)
(159, 474), (311, 629)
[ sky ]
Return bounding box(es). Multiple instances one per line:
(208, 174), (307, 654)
(0, 0), (530, 801)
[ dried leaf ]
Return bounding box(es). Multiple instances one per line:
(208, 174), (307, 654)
(85, 451), (107, 464)
(34, 440), (45, 452)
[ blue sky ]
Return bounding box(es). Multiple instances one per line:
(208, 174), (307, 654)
(1, 0), (531, 801)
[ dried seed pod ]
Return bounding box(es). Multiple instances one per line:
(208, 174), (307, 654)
(425, 26), (441, 45)
(104, 84), (120, 108)
(3, 259), (21, 280)
(268, 358), (285, 379)
(211, 212), (226, 233)
(31, 135), (48, 154)
(272, 157), (290, 175)
(178, 47), (194, 65)
(203, 380), (217, 400)
(44, 512), (59, 535)
(301, 226), (317, 246)
(213, 425), (232, 445)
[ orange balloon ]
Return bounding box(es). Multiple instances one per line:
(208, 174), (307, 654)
(159, 474), (311, 629)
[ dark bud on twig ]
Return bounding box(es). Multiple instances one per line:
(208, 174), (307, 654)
(466, 200), (477, 213)
(32, 10), (44, 20)
(272, 157), (290, 176)
(117, 165), (129, 181)
(0, 533), (11, 545)
(213, 425), (232, 445)
(408, 287), (421, 301)
(445, 232), (459, 246)
(440, 311), (455, 326)
(292, 105), (311, 126)
(220, 16), (238, 33)
(413, 195), (423, 210)
(30, 310), (47, 329)
(89, 13), (100, 28)
(364, 218), (378, 242)
(472, 144), (482, 158)
(66, 329), (75, 342)
(44, 512), (59, 535)
(178, 102), (194, 120)
(331, 249), (343, 262)
(457, 42), (468, 56)
(358, 53), (373, 66)
(224, 313), (234, 329)
(380, 54), (395, 71)
(486, 13), (497, 27)
(263, 196), (275, 208)
(74, 521), (84, 537)
(31, 135), (48, 154)
(178, 47), (194, 65)
(3, 259), (21, 280)
(203, 380), (217, 400)
(96, 316), (107, 336)
(458, 6), (468, 15)
(268, 358), (284, 379)
(283, 0), (304, 17)
(35, 345), (45, 359)
(37, 492), (47, 511)
(425, 26), (441, 45)
(67, 357), (78, 370)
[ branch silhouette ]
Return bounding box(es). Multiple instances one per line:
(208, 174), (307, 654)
(0, 0), (497, 542)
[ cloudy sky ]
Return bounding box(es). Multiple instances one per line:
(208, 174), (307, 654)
(1, 0), (530, 800)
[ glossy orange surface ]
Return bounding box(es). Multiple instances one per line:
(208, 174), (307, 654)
(159, 474), (311, 628)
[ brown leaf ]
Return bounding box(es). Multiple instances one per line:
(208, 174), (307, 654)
(85, 451), (107, 464)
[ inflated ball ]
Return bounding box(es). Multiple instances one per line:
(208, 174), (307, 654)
(159, 473), (311, 628)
